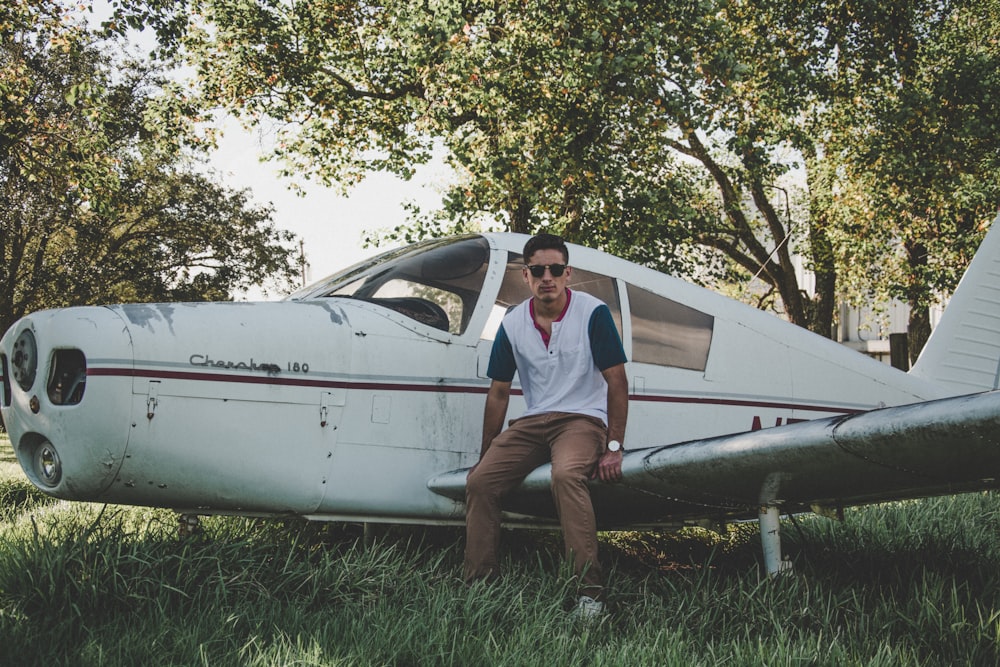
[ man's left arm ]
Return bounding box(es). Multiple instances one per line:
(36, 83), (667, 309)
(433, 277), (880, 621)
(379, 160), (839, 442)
(594, 363), (628, 482)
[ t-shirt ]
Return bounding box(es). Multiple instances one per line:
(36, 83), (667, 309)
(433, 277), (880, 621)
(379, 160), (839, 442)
(487, 289), (627, 424)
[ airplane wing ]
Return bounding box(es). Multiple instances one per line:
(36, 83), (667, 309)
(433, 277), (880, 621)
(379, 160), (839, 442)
(428, 389), (1000, 529)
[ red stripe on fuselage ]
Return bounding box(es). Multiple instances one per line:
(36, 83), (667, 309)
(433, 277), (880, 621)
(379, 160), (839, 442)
(87, 367), (476, 394)
(87, 367), (862, 414)
(629, 393), (862, 414)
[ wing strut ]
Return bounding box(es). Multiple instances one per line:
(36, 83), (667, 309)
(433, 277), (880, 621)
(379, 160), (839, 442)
(759, 506), (793, 577)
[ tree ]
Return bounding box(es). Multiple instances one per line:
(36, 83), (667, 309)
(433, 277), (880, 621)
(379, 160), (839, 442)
(173, 0), (830, 327)
(0, 0), (300, 335)
(820, 0), (1000, 359)
(119, 0), (1000, 346)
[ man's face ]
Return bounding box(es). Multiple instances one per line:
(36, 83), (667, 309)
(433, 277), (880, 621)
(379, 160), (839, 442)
(523, 248), (571, 305)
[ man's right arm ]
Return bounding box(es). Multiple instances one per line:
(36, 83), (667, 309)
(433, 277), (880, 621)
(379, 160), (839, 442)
(480, 379), (511, 458)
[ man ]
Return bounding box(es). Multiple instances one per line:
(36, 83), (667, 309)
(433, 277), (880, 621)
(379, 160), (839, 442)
(464, 232), (628, 617)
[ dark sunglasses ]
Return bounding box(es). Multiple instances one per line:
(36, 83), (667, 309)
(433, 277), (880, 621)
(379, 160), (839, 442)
(525, 263), (567, 278)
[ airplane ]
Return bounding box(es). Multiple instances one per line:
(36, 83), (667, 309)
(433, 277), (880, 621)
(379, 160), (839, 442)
(2, 215), (1000, 576)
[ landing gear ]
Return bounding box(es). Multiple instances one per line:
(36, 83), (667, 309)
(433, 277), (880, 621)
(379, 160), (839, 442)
(759, 506), (793, 577)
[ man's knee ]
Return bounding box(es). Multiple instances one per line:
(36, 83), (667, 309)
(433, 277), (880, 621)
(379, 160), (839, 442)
(551, 465), (588, 492)
(466, 466), (485, 498)
(466, 465), (502, 502)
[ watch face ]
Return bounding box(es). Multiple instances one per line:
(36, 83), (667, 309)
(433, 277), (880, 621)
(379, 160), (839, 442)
(608, 440), (621, 452)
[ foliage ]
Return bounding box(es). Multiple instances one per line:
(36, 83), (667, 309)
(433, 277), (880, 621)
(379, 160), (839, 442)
(2, 484), (1000, 665)
(102, 0), (1000, 347)
(0, 0), (300, 334)
(139, 0), (829, 326)
(821, 0), (1000, 357)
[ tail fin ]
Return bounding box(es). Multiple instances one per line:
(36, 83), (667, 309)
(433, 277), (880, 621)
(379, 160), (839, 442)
(909, 213), (1000, 394)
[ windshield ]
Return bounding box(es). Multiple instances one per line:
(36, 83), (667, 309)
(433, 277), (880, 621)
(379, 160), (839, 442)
(287, 236), (492, 335)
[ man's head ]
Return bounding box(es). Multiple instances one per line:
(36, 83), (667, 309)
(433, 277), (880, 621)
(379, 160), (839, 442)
(522, 233), (569, 266)
(522, 233), (571, 306)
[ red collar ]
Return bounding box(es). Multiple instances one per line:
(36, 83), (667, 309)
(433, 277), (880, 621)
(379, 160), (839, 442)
(530, 289), (572, 348)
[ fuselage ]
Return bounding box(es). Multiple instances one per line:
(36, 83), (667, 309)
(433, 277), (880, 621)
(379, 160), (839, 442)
(0, 234), (941, 524)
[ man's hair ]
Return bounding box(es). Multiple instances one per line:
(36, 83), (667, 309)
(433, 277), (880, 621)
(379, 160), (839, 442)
(523, 233), (569, 264)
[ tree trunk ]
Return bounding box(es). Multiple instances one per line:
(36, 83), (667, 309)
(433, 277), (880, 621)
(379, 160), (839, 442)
(905, 240), (932, 362)
(908, 306), (931, 364)
(805, 153), (837, 339)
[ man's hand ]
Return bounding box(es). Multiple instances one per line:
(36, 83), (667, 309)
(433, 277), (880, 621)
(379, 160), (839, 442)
(592, 449), (623, 482)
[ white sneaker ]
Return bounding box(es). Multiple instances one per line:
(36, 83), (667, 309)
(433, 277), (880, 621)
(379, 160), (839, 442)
(572, 595), (606, 621)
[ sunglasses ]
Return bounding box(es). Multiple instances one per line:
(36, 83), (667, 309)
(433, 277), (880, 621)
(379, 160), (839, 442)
(525, 263), (567, 278)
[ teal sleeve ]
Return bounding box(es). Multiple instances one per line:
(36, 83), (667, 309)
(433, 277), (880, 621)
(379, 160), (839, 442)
(589, 305), (627, 371)
(487, 324), (517, 381)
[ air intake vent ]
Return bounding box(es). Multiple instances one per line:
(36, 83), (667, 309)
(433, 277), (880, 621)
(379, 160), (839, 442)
(47, 349), (87, 406)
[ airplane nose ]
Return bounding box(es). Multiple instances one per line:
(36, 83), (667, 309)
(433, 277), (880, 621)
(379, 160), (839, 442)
(1, 307), (134, 500)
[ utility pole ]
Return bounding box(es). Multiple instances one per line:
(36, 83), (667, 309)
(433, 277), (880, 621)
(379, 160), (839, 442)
(299, 239), (309, 287)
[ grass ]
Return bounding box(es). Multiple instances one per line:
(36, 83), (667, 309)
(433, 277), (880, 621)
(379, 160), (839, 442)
(1, 432), (999, 665)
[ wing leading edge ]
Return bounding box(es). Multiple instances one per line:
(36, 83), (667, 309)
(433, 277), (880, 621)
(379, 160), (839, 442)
(428, 390), (1000, 529)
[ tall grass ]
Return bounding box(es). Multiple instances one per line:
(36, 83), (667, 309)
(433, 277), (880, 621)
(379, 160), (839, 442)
(2, 434), (999, 665)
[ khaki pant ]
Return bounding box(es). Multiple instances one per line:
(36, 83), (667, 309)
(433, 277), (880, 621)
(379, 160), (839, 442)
(463, 412), (606, 599)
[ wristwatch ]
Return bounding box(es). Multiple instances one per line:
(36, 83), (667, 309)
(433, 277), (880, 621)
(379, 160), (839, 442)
(607, 439), (622, 453)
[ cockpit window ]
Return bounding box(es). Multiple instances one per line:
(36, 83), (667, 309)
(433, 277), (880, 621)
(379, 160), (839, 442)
(287, 236), (491, 335)
(627, 283), (714, 371)
(481, 252), (623, 340)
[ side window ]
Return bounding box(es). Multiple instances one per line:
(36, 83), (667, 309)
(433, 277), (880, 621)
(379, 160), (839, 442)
(480, 253), (623, 340)
(571, 267), (623, 335)
(627, 283), (713, 371)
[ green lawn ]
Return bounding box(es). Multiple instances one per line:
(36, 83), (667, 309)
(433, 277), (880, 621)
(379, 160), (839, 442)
(2, 463), (998, 666)
(0, 432), (17, 478)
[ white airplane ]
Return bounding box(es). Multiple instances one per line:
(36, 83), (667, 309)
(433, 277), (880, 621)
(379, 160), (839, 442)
(2, 217), (1000, 575)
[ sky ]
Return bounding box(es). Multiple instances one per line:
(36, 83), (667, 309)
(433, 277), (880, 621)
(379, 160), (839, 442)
(209, 120), (452, 298)
(82, 1), (452, 299)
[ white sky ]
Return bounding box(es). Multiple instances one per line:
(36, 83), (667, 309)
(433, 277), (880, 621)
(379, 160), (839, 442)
(81, 1), (453, 299)
(210, 120), (452, 298)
